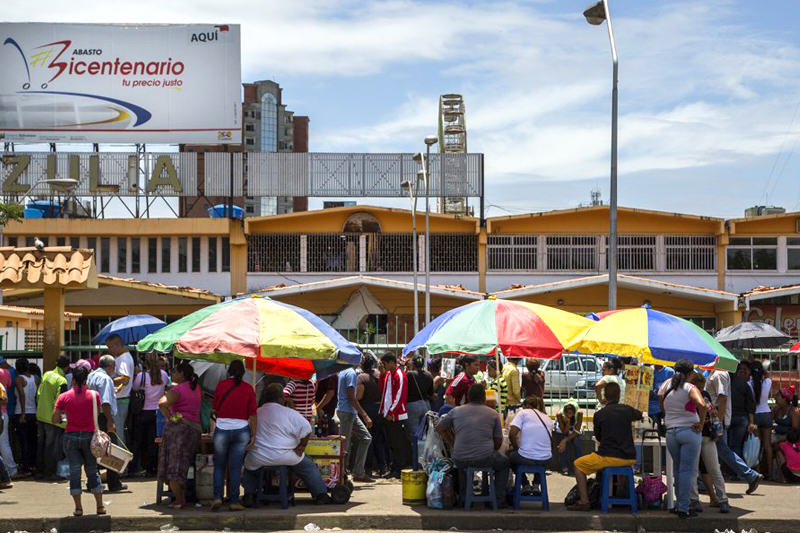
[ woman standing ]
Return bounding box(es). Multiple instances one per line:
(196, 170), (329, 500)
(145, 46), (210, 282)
(659, 359), (706, 519)
(130, 353), (168, 477)
(405, 356), (433, 469)
(554, 401), (583, 475)
(749, 361), (773, 475)
(595, 359), (626, 409)
(12, 358), (37, 475)
(210, 360), (256, 512)
(357, 353), (387, 477)
(51, 367), (105, 516)
(687, 373), (729, 513)
(158, 361), (202, 509)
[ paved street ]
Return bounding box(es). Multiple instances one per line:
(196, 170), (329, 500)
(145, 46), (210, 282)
(1, 473), (797, 533)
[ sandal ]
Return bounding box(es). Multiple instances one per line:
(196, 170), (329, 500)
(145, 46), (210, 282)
(73, 509), (83, 517)
(96, 507), (107, 515)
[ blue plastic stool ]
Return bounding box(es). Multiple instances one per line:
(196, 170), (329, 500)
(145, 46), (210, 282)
(600, 466), (637, 513)
(510, 465), (549, 510)
(257, 465), (294, 509)
(462, 466), (497, 511)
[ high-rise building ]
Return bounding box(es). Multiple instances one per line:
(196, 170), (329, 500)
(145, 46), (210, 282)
(179, 80), (308, 218)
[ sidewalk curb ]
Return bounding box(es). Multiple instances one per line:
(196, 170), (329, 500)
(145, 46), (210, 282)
(1, 510), (795, 533)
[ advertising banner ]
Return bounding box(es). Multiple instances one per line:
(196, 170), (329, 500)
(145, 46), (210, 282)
(0, 23), (241, 144)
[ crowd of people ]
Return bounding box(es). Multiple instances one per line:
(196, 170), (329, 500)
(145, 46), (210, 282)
(0, 345), (799, 519)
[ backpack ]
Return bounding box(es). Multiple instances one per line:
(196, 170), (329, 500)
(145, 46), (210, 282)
(564, 477), (601, 508)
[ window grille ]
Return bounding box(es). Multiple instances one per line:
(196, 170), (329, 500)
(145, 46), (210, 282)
(369, 234), (414, 272)
(307, 234), (359, 272)
(430, 234), (478, 272)
(488, 235), (537, 271)
(546, 236), (597, 270)
(247, 234), (300, 272)
(665, 236), (716, 271)
(605, 235), (656, 270)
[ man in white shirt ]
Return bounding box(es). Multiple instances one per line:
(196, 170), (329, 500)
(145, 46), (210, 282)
(241, 384), (331, 506)
(106, 335), (133, 446)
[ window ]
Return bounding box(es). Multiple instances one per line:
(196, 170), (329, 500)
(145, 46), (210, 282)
(487, 235), (537, 271)
(131, 237), (140, 273)
(430, 234), (478, 272)
(611, 235), (656, 270)
(56, 237), (66, 246)
(564, 357), (582, 371)
(686, 316), (716, 333)
(546, 236), (597, 270)
(580, 357), (599, 372)
(117, 238), (127, 273)
(25, 237), (34, 247)
(666, 235), (715, 271)
(6, 236), (17, 247)
(70, 237), (80, 249)
(208, 237), (218, 272)
(148, 238), (158, 273)
(192, 237), (201, 272)
(162, 238), (172, 273)
(221, 237), (230, 272)
(260, 92), (278, 152)
(546, 358), (563, 371)
(727, 237), (777, 270)
(788, 237), (800, 270)
(99, 237), (109, 273)
(245, 124), (254, 132)
(245, 138), (254, 146)
(178, 237), (187, 273)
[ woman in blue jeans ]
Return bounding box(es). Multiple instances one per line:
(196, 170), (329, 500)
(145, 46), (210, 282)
(210, 360), (257, 511)
(659, 359), (706, 519)
(51, 367), (105, 516)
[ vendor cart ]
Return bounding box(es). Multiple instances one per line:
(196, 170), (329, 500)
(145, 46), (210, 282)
(302, 435), (354, 504)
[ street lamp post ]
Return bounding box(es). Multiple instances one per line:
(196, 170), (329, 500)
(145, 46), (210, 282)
(401, 178), (420, 336)
(423, 135), (438, 324)
(584, 0), (618, 311)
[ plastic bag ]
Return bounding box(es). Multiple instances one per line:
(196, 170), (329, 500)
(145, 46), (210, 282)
(420, 416), (445, 468)
(426, 470), (444, 509)
(743, 434), (760, 467)
(636, 475), (667, 503)
(56, 458), (70, 479)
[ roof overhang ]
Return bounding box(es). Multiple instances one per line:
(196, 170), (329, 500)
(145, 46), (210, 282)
(493, 274), (739, 308)
(743, 284), (800, 309)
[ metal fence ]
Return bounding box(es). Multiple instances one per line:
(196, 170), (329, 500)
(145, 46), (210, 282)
(247, 234), (301, 272)
(665, 235), (716, 271)
(487, 235), (537, 271)
(545, 235), (598, 271)
(430, 234), (478, 272)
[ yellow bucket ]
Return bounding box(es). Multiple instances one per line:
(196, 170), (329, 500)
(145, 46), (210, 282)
(401, 469), (427, 506)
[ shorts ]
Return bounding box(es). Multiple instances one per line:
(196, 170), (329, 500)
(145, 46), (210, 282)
(573, 452), (636, 475)
(755, 412), (772, 429)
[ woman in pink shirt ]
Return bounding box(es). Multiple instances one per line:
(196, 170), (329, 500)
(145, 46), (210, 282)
(777, 428), (800, 484)
(52, 366), (105, 517)
(158, 361), (201, 509)
(130, 353), (169, 477)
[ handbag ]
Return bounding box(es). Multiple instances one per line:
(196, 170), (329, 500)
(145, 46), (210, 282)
(743, 433), (760, 467)
(130, 372), (146, 415)
(90, 390), (112, 459)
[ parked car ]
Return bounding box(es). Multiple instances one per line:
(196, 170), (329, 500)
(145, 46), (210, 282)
(536, 354), (604, 398)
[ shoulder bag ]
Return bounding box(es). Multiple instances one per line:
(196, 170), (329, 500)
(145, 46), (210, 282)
(130, 372), (146, 415)
(212, 380), (240, 420)
(90, 390), (112, 459)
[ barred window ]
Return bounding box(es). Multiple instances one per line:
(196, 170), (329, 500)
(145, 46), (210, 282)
(665, 236), (715, 271)
(247, 234), (301, 272)
(430, 234), (478, 272)
(368, 234), (414, 272)
(488, 235), (537, 271)
(162, 238), (172, 273)
(727, 237), (777, 270)
(192, 237), (201, 273)
(606, 235), (656, 270)
(307, 234), (359, 272)
(546, 236), (597, 270)
(148, 238), (158, 273)
(208, 237), (218, 272)
(117, 238), (127, 273)
(131, 237), (140, 273)
(178, 237), (187, 273)
(221, 237), (230, 272)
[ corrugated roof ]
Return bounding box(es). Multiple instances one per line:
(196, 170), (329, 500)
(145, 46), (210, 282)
(0, 246), (96, 288)
(98, 275), (220, 301)
(0, 304), (81, 319)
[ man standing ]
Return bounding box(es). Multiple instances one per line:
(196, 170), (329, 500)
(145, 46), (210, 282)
(706, 369), (762, 494)
(521, 359), (545, 399)
(105, 335), (133, 449)
(502, 358), (521, 411)
(445, 356), (479, 406)
(729, 362), (757, 460)
(569, 383), (641, 511)
(436, 384), (509, 509)
(88, 355), (125, 492)
(649, 365), (674, 435)
(485, 360), (508, 411)
(336, 361), (373, 482)
(35, 355), (69, 479)
(380, 353), (410, 478)
(241, 384), (331, 506)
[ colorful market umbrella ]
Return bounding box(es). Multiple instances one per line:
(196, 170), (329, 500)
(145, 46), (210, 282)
(403, 299), (595, 359)
(568, 307), (738, 370)
(137, 295), (361, 380)
(93, 314), (167, 345)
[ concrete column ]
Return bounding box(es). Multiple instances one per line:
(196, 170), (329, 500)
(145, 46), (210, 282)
(655, 235), (666, 271)
(43, 287), (65, 371)
(359, 235), (367, 273)
(716, 233), (728, 291)
(229, 222), (248, 296)
(478, 228), (487, 293)
(777, 236), (787, 273)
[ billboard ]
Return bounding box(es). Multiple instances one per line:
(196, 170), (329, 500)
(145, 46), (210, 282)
(0, 23), (241, 144)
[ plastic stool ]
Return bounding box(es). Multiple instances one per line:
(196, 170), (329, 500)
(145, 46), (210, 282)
(600, 466), (637, 513)
(257, 465), (294, 509)
(462, 466), (497, 511)
(510, 465), (549, 510)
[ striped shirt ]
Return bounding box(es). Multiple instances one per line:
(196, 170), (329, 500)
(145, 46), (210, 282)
(284, 379), (317, 420)
(486, 375), (508, 407)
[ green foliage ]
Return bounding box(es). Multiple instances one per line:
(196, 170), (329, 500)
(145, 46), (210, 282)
(0, 204), (23, 228)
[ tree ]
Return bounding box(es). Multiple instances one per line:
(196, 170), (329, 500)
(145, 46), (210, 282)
(0, 204), (23, 228)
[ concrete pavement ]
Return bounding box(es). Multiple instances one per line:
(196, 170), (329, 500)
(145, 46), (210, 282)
(0, 473), (797, 533)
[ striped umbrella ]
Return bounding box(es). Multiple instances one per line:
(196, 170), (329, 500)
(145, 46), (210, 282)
(137, 295), (361, 379)
(568, 307), (738, 370)
(403, 299), (595, 359)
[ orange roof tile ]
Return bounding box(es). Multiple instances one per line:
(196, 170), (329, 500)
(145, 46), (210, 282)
(0, 247), (97, 289)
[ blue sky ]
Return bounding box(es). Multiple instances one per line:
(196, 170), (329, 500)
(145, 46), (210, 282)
(5, 0), (800, 218)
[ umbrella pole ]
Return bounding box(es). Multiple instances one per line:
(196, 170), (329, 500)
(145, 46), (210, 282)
(495, 350), (503, 422)
(252, 357), (256, 387)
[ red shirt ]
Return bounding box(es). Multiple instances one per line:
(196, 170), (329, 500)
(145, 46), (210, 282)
(446, 372), (475, 406)
(55, 386), (101, 433)
(213, 378), (257, 420)
(284, 379), (317, 419)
